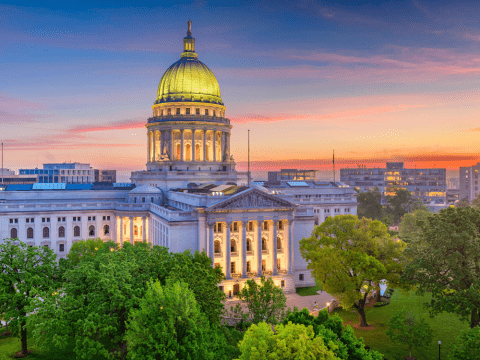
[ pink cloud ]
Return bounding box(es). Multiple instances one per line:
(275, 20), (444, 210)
(69, 119), (145, 133)
(0, 92), (49, 123)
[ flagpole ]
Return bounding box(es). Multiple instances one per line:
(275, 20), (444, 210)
(333, 149), (335, 183)
(247, 130), (251, 187)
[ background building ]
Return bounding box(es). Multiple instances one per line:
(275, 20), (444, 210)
(0, 168), (38, 186)
(459, 162), (480, 202)
(267, 169), (317, 183)
(19, 163), (94, 184)
(341, 162), (446, 209)
(94, 170), (117, 183)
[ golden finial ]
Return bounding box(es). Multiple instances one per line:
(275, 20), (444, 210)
(187, 20), (192, 35)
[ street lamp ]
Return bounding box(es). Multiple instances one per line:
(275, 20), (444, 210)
(438, 340), (441, 360)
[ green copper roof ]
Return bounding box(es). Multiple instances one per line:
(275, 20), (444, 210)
(155, 21), (223, 106)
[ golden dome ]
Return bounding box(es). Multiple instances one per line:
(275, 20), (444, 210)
(155, 22), (223, 106)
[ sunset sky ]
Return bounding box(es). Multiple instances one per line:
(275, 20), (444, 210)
(2, 0), (480, 181)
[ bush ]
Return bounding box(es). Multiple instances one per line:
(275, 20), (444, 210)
(374, 300), (390, 307)
(450, 326), (480, 360)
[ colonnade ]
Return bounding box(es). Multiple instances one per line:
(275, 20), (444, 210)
(147, 128), (230, 163)
(116, 216), (148, 244)
(207, 219), (293, 280)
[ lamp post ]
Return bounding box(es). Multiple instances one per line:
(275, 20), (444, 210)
(438, 340), (441, 360)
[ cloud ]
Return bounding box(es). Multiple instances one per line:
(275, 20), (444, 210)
(0, 92), (50, 124)
(69, 119), (146, 133)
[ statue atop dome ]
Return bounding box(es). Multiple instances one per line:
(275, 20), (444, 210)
(187, 20), (192, 36)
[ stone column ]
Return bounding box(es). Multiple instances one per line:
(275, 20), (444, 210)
(129, 216), (134, 244)
(273, 219), (278, 275)
(120, 216), (124, 245)
(241, 220), (248, 278)
(112, 216), (117, 244)
(208, 222), (215, 267)
(227, 133), (231, 159)
(192, 129), (196, 162)
(225, 221), (232, 279)
(147, 132), (150, 162)
(170, 129), (174, 161)
(181, 129), (184, 162)
(213, 130), (217, 162)
(257, 218), (263, 277)
(152, 132), (156, 162)
(287, 220), (294, 274)
(142, 216), (146, 242)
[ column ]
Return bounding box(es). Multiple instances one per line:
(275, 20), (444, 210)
(192, 129), (196, 162)
(120, 216), (124, 245)
(213, 130), (216, 162)
(142, 216), (146, 242)
(225, 221), (232, 279)
(287, 220), (294, 274)
(272, 219), (278, 275)
(147, 132), (150, 162)
(181, 129), (184, 162)
(129, 216), (134, 244)
(152, 131), (156, 162)
(227, 132), (231, 158)
(208, 222), (215, 267)
(112, 216), (117, 244)
(170, 129), (174, 161)
(203, 129), (207, 162)
(241, 220), (248, 278)
(257, 218), (263, 277)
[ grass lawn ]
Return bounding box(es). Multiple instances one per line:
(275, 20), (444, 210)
(296, 284), (323, 296)
(332, 291), (469, 360)
(0, 327), (106, 360)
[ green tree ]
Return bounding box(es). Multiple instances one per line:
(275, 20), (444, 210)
(0, 239), (58, 356)
(357, 187), (384, 221)
(29, 242), (225, 359)
(471, 193), (480, 209)
(386, 310), (434, 359)
(403, 207), (480, 328)
(398, 209), (430, 241)
(386, 188), (414, 224)
(65, 237), (116, 266)
(126, 280), (220, 360)
(300, 215), (406, 327)
(237, 276), (287, 324)
(236, 322), (339, 360)
(450, 326), (480, 360)
(283, 308), (383, 360)
(456, 198), (470, 208)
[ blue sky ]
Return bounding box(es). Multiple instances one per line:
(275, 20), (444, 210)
(2, 0), (480, 180)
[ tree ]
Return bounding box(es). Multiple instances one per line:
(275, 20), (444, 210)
(450, 326), (480, 360)
(386, 188), (414, 224)
(386, 310), (433, 359)
(357, 187), (384, 221)
(300, 215), (406, 327)
(236, 322), (339, 360)
(0, 239), (58, 357)
(65, 238), (116, 266)
(29, 241), (226, 359)
(237, 276), (287, 324)
(398, 209), (430, 241)
(283, 308), (383, 360)
(126, 280), (220, 360)
(471, 193), (480, 209)
(403, 206), (480, 328)
(456, 198), (470, 208)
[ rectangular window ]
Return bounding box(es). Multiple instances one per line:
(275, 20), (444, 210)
(58, 217), (62, 222)
(42, 218), (45, 223)
(231, 262), (235, 274)
(88, 216), (91, 221)
(263, 221), (268, 231)
(62, 217), (66, 222)
(103, 216), (106, 220)
(9, 219), (13, 223)
(205, 109), (209, 116)
(281, 280), (285, 288)
(196, 108), (200, 115)
(92, 216), (96, 221)
(248, 222), (254, 231)
(247, 261), (251, 273)
(59, 244), (65, 252)
(47, 218), (50, 222)
(299, 274), (304, 281)
(278, 220), (283, 230)
(186, 108), (190, 115)
(31, 218), (34, 223)
(176, 108), (180, 115)
(107, 216), (110, 220)
(26, 218), (29, 223)
(78, 217), (81, 221)
(14, 219), (18, 223)
(73, 217), (76, 221)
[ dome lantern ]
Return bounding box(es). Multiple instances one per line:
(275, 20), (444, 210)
(182, 20), (197, 58)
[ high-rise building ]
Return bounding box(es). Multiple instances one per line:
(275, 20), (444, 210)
(340, 162), (446, 208)
(459, 162), (480, 202)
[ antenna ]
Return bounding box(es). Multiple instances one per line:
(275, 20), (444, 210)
(333, 149), (335, 182)
(248, 129), (251, 187)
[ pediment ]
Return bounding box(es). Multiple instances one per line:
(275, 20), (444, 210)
(206, 188), (296, 212)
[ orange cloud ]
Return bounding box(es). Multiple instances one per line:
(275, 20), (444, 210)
(69, 119), (145, 133)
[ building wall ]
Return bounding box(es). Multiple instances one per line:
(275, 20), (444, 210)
(459, 163), (480, 202)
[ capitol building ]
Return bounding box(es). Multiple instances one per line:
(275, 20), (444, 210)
(0, 22), (357, 296)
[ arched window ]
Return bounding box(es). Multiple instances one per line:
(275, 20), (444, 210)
(246, 238), (252, 252)
(262, 238), (267, 251)
(185, 144), (191, 161)
(43, 227), (50, 238)
(214, 240), (221, 254)
(277, 259), (281, 270)
(231, 239), (236, 252)
(140, 226), (143, 236)
(104, 225), (110, 235)
(167, 108), (171, 115)
(74, 226), (80, 237)
(89, 225), (95, 237)
(134, 225), (138, 236)
(58, 226), (65, 238)
(27, 227), (34, 239)
(10, 228), (18, 239)
(206, 145), (210, 161)
(142, 197), (145, 203)
(195, 144), (200, 161)
(176, 143), (181, 161)
(277, 236), (281, 249)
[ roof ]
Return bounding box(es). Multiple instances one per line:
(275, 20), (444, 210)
(129, 185), (161, 194)
(66, 184), (92, 190)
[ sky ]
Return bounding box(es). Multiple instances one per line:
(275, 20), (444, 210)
(2, 0), (480, 181)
